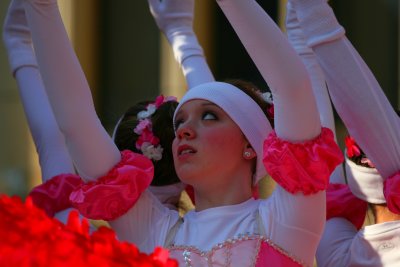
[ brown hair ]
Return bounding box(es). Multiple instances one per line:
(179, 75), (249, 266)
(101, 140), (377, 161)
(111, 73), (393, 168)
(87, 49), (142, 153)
(113, 100), (180, 186)
(225, 79), (274, 127)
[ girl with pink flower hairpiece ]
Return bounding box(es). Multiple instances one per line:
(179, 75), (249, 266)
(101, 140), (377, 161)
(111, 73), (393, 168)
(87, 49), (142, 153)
(22, 0), (344, 267)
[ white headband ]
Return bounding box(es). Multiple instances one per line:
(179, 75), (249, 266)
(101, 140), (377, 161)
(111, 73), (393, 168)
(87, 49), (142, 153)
(173, 82), (273, 184)
(345, 155), (385, 204)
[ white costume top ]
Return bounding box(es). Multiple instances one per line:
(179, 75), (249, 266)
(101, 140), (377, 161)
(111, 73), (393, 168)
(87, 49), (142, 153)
(317, 218), (400, 267)
(111, 186), (324, 266)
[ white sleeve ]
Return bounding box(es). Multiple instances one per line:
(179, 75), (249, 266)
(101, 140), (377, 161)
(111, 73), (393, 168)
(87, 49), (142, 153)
(3, 0), (74, 181)
(147, 0), (214, 88)
(312, 39), (400, 179)
(24, 0), (121, 181)
(285, 2), (345, 184)
(215, 0), (321, 142)
(15, 67), (75, 181)
(295, 0), (400, 179)
(261, 186), (326, 266)
(180, 55), (214, 89)
(109, 190), (180, 253)
(316, 218), (355, 267)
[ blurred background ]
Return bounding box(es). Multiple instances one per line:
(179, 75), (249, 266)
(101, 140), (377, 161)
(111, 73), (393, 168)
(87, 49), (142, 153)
(0, 0), (399, 197)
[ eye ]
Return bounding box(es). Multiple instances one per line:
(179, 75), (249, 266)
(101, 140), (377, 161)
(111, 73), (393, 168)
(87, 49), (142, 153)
(202, 111), (217, 120)
(174, 117), (184, 131)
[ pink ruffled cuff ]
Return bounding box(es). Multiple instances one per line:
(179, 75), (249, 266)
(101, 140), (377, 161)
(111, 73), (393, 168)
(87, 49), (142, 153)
(263, 127), (344, 195)
(29, 173), (83, 217)
(327, 183), (368, 230)
(384, 171), (400, 214)
(70, 150), (154, 220)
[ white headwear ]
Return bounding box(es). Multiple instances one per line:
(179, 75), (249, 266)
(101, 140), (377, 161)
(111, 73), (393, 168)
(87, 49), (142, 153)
(173, 82), (273, 184)
(345, 155), (385, 204)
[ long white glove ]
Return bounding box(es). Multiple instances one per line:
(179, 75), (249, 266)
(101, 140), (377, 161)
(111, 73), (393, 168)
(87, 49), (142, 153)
(24, 0), (121, 181)
(215, 0), (320, 142)
(147, 0), (214, 88)
(285, 2), (344, 184)
(3, 0), (74, 181)
(292, 0), (400, 179)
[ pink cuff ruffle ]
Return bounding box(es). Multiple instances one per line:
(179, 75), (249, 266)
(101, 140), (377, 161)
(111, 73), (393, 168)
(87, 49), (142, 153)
(29, 173), (83, 217)
(263, 127), (343, 195)
(384, 171), (400, 215)
(327, 183), (367, 230)
(70, 150), (154, 220)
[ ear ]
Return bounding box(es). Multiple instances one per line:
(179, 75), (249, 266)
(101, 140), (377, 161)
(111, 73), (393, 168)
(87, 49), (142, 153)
(243, 144), (256, 160)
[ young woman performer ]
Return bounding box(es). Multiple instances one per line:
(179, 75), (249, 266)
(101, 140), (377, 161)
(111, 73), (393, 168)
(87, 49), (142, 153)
(23, 0), (342, 266)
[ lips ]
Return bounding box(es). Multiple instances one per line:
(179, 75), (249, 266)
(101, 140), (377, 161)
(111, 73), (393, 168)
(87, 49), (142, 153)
(177, 144), (197, 156)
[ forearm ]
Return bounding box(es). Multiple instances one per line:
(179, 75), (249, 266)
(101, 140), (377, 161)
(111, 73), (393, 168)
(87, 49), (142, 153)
(15, 67), (74, 181)
(24, 0), (120, 180)
(313, 38), (400, 179)
(180, 55), (214, 88)
(216, 0), (320, 141)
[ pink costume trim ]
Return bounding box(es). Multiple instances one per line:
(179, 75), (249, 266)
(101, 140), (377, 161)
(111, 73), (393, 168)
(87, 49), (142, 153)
(29, 173), (83, 217)
(326, 183), (367, 230)
(168, 235), (306, 267)
(256, 240), (304, 267)
(263, 127), (343, 195)
(384, 171), (400, 214)
(70, 150), (154, 220)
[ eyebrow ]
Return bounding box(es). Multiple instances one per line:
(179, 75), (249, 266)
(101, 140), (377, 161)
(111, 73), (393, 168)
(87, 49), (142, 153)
(176, 101), (219, 118)
(201, 102), (217, 107)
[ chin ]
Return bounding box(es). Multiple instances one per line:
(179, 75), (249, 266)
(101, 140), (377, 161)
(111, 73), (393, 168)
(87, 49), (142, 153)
(176, 169), (199, 185)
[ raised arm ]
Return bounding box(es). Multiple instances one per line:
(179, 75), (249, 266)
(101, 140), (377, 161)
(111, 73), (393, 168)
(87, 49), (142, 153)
(285, 2), (344, 184)
(215, 0), (320, 142)
(23, 0), (121, 180)
(3, 0), (86, 224)
(147, 0), (214, 88)
(292, 0), (400, 181)
(214, 1), (342, 266)
(3, 0), (74, 181)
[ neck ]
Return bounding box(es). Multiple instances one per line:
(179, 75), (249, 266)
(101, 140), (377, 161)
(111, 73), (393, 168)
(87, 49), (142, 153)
(193, 171), (253, 211)
(370, 203), (400, 224)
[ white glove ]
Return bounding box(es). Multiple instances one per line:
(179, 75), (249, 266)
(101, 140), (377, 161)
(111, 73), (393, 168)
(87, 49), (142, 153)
(286, 2), (345, 184)
(147, 0), (204, 65)
(24, 0), (121, 180)
(289, 0), (345, 47)
(3, 0), (37, 76)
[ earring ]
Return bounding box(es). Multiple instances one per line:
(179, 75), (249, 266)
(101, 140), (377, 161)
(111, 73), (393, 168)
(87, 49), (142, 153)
(244, 151), (251, 158)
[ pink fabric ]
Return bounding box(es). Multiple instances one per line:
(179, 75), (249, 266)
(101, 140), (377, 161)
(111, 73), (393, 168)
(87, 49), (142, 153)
(70, 150), (154, 220)
(29, 173), (83, 217)
(255, 241), (303, 267)
(185, 185), (195, 204)
(263, 127), (343, 195)
(169, 238), (303, 267)
(384, 171), (400, 214)
(326, 183), (368, 230)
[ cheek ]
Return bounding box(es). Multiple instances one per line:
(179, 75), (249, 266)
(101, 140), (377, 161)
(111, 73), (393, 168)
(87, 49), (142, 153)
(172, 138), (179, 158)
(203, 129), (244, 152)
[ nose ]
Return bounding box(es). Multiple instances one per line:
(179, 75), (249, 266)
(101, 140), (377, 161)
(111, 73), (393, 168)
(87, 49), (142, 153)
(176, 121), (196, 140)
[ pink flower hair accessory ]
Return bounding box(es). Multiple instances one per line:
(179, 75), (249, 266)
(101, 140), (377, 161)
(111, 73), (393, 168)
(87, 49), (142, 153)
(345, 135), (375, 168)
(134, 95), (177, 161)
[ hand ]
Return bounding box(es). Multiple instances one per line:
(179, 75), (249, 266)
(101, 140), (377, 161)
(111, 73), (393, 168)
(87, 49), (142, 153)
(288, 0), (343, 47)
(3, 0), (37, 75)
(147, 0), (194, 36)
(285, 2), (312, 56)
